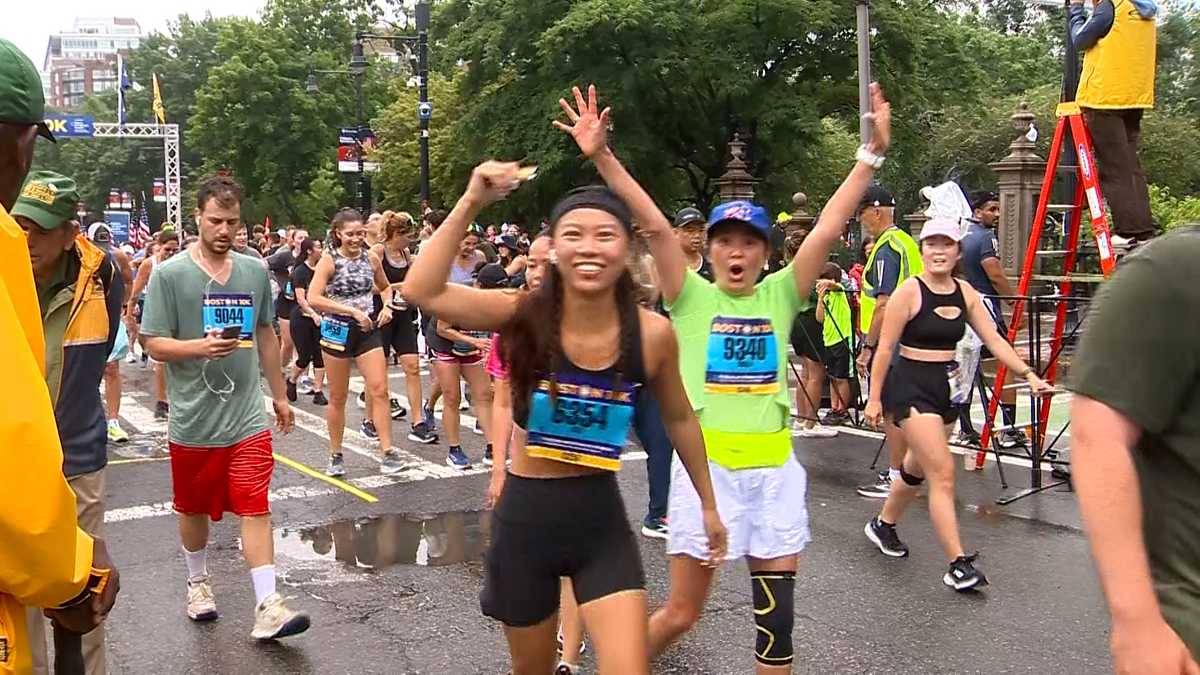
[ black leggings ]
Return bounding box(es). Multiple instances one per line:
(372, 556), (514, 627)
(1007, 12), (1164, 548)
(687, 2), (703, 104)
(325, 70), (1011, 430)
(289, 309), (325, 369)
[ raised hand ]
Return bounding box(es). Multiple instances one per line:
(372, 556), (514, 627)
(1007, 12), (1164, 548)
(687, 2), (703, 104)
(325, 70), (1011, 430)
(864, 82), (892, 156)
(553, 84), (611, 159)
(464, 160), (523, 208)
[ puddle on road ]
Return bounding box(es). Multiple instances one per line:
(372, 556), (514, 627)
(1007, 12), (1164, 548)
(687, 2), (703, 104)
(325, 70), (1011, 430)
(274, 511), (489, 571)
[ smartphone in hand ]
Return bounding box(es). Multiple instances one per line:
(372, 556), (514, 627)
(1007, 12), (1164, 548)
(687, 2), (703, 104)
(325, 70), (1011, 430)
(220, 324), (242, 340)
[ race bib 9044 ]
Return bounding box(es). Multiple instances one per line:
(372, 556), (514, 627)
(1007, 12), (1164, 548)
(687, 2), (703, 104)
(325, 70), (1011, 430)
(525, 375), (636, 471)
(202, 292), (255, 347)
(704, 316), (779, 395)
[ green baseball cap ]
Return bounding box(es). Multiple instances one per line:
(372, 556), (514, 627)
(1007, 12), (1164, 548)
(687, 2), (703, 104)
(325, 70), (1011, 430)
(12, 171), (79, 230)
(0, 38), (55, 142)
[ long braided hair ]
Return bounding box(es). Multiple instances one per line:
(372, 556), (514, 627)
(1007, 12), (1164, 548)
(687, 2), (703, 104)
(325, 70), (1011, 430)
(502, 190), (641, 409)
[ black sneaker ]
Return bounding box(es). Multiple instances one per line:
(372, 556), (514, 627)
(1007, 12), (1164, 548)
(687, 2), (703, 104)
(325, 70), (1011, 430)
(822, 410), (852, 427)
(361, 419), (379, 440)
(390, 397), (407, 420)
(286, 379), (298, 403)
(407, 422), (437, 444)
(944, 554), (989, 591)
(856, 471), (891, 499)
(482, 446), (494, 467)
(641, 516), (669, 540)
(864, 517), (909, 558)
(998, 429), (1029, 450)
(155, 400), (170, 420)
(311, 391), (328, 406)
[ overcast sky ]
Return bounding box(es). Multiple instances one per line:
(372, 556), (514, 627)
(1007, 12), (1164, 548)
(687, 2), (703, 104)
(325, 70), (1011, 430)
(7, 1), (266, 70)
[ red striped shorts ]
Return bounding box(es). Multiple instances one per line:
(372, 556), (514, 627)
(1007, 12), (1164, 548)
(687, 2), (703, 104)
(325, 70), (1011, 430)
(169, 429), (274, 521)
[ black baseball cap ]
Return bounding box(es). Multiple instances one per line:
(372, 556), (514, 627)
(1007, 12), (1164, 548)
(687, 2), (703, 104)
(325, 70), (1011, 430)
(475, 263), (509, 289)
(859, 184), (896, 210)
(970, 190), (999, 210)
(673, 207), (706, 228)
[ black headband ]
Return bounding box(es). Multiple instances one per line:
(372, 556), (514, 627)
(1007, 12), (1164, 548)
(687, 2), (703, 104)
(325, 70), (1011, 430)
(548, 186), (633, 233)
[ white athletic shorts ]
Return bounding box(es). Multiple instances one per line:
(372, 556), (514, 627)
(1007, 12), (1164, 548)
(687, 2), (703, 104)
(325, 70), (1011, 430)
(667, 454), (811, 561)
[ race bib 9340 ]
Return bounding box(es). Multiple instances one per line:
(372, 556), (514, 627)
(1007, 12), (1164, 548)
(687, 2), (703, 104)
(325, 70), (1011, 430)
(704, 316), (780, 394)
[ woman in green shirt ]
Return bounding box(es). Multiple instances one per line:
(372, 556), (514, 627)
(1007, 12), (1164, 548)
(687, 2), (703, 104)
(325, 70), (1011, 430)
(635, 84), (893, 672)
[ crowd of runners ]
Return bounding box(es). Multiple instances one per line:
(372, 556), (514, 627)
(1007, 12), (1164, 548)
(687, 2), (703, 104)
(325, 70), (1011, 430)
(3, 16), (1197, 673)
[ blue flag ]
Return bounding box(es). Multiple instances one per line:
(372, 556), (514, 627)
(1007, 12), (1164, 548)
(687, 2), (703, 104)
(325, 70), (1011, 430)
(116, 54), (131, 126)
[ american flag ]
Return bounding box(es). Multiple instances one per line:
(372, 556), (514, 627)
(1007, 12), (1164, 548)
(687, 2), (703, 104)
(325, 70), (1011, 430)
(131, 193), (151, 248)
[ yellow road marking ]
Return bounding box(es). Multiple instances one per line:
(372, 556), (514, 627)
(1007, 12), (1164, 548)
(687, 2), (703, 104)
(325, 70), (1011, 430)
(272, 453), (378, 503)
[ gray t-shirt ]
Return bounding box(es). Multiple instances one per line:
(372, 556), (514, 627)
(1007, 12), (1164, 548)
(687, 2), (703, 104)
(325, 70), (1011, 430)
(141, 251), (274, 447)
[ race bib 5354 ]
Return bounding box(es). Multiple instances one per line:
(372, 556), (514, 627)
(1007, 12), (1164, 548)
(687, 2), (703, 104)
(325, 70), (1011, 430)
(525, 375), (636, 471)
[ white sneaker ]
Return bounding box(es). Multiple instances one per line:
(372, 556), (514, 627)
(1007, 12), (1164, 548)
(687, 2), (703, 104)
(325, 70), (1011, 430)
(186, 577), (218, 621)
(125, 351), (138, 365)
(797, 424), (839, 438)
(251, 592), (311, 640)
(107, 419), (130, 443)
(297, 376), (314, 395)
(1110, 234), (1137, 250)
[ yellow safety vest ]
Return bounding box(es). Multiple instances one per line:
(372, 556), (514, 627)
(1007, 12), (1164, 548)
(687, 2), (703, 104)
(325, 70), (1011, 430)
(860, 226), (923, 334)
(1077, 0), (1157, 110)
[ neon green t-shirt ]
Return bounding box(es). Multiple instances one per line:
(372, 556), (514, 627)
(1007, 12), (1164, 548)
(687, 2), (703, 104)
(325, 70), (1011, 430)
(821, 289), (853, 347)
(666, 264), (808, 469)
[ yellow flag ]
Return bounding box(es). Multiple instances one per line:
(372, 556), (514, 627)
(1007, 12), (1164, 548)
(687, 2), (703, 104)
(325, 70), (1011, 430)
(152, 73), (166, 124)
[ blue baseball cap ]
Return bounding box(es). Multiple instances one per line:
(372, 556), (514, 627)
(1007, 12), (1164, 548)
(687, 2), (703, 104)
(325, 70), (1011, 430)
(707, 200), (772, 241)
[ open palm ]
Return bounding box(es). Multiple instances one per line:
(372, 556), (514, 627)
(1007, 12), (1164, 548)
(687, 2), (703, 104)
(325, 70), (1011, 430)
(554, 84), (611, 158)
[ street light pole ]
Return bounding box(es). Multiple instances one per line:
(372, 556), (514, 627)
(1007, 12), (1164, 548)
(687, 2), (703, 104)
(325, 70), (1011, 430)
(856, 0), (872, 144)
(351, 36), (370, 215)
(416, 0), (431, 206)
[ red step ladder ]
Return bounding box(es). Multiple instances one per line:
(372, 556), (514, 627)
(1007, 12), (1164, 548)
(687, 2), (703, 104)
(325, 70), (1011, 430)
(974, 102), (1116, 469)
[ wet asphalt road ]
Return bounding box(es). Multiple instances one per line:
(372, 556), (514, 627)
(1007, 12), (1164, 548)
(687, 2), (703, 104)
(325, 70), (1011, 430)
(95, 360), (1109, 674)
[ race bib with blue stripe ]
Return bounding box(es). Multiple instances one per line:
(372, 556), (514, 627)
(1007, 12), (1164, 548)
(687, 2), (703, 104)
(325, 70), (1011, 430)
(526, 374), (637, 471)
(704, 316), (779, 394)
(202, 292), (255, 347)
(320, 315), (352, 352)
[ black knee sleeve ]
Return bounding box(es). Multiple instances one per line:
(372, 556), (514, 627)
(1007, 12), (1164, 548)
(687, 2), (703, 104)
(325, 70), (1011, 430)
(752, 571), (795, 666)
(900, 467), (925, 486)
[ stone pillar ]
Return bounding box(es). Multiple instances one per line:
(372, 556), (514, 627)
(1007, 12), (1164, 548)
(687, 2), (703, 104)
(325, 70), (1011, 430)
(785, 192), (814, 237)
(714, 134), (760, 202)
(989, 102), (1046, 277)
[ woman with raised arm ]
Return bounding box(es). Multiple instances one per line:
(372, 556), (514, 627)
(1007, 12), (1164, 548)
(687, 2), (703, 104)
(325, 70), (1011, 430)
(863, 217), (1051, 591)
(612, 83), (891, 673)
(403, 107), (726, 675)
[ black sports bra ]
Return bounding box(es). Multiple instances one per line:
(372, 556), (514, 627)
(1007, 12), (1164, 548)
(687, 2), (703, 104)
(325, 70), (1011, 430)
(899, 277), (967, 351)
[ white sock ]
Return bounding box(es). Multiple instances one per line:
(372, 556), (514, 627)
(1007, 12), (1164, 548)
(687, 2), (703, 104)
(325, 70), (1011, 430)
(250, 565), (276, 605)
(183, 546), (208, 582)
(888, 468), (902, 482)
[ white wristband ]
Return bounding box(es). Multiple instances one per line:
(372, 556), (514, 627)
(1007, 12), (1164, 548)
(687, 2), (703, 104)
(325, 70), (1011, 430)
(856, 145), (885, 169)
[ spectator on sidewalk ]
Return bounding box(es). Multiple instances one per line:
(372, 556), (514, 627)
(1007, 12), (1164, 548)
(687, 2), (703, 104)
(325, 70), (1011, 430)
(14, 171), (124, 674)
(1070, 0), (1159, 247)
(0, 37), (119, 675)
(958, 190), (1028, 450)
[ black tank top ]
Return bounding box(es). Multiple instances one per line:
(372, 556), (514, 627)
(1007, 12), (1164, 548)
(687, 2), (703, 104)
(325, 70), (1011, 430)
(899, 277), (967, 350)
(380, 246), (411, 285)
(513, 312), (647, 429)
